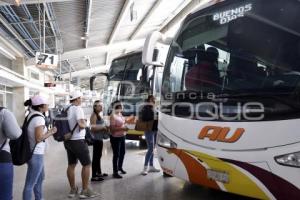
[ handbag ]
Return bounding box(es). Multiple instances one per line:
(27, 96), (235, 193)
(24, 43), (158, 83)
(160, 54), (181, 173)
(135, 119), (154, 132)
(85, 127), (95, 146)
(100, 130), (110, 140)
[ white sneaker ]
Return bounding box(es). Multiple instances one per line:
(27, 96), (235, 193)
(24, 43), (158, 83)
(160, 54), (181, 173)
(68, 186), (78, 198)
(141, 166), (148, 175)
(79, 188), (100, 199)
(148, 166), (160, 173)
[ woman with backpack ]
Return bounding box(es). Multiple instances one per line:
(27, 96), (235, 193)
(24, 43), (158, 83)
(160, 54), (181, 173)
(141, 95), (160, 175)
(22, 95), (57, 200)
(0, 107), (22, 200)
(90, 100), (109, 182)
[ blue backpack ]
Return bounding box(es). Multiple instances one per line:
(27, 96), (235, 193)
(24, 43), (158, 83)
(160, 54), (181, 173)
(9, 113), (41, 166)
(53, 106), (78, 142)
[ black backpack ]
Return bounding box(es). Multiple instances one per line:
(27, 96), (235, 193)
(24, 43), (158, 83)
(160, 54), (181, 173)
(9, 113), (41, 166)
(141, 105), (154, 122)
(52, 106), (78, 142)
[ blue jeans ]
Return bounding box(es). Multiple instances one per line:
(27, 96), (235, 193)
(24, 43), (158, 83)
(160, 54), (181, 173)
(144, 131), (157, 167)
(0, 162), (13, 200)
(23, 154), (45, 200)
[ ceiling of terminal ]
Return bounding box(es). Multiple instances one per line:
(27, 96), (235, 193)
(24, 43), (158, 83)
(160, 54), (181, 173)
(0, 0), (212, 89)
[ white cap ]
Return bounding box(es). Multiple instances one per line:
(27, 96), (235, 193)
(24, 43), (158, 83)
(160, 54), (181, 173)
(31, 95), (48, 106)
(70, 91), (83, 100)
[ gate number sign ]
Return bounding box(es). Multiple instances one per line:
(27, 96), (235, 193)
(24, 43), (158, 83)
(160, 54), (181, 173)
(35, 52), (58, 69)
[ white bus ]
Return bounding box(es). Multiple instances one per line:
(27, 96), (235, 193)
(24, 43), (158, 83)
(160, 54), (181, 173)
(90, 51), (163, 142)
(142, 0), (300, 199)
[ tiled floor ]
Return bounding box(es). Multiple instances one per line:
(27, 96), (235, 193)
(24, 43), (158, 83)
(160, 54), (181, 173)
(13, 139), (253, 200)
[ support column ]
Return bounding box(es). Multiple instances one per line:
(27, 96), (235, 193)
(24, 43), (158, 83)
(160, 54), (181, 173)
(13, 87), (28, 125)
(12, 57), (27, 125)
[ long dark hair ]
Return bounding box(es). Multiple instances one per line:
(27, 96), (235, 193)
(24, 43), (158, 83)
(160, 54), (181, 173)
(93, 100), (101, 121)
(111, 100), (122, 111)
(24, 99), (45, 112)
(146, 95), (155, 102)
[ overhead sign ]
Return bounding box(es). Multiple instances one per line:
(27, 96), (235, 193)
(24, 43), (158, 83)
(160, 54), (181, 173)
(35, 52), (58, 70)
(44, 83), (56, 87)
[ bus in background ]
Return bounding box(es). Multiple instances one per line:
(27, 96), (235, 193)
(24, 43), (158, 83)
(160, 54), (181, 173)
(90, 51), (164, 142)
(142, 0), (300, 199)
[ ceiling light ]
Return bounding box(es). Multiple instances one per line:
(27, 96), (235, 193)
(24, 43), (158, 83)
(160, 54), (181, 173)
(15, 0), (21, 6)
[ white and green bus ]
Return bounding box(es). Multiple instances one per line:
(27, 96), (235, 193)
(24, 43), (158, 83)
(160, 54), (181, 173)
(91, 51), (163, 141)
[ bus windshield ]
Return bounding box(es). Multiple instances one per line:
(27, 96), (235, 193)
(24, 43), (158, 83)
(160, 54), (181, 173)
(104, 52), (151, 115)
(161, 0), (300, 121)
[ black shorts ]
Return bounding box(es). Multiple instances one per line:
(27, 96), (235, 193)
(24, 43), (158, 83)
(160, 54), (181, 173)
(64, 140), (91, 166)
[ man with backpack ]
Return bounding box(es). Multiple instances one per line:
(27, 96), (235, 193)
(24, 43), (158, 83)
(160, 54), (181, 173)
(0, 107), (22, 200)
(63, 91), (99, 199)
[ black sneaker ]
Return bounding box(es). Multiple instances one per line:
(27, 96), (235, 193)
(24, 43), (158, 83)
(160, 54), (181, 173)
(97, 173), (108, 177)
(91, 176), (104, 182)
(113, 173), (123, 179)
(119, 169), (127, 174)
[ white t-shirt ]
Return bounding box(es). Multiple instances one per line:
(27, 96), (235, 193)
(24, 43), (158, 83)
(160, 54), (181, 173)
(27, 112), (47, 155)
(68, 105), (86, 140)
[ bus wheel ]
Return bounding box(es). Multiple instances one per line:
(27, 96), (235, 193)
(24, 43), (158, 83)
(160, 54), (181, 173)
(163, 172), (172, 177)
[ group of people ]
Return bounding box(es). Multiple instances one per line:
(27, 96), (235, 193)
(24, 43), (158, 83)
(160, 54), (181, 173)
(0, 91), (161, 200)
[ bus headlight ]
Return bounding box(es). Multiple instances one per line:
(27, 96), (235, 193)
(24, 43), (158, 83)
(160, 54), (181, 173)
(275, 152), (300, 168)
(157, 133), (177, 148)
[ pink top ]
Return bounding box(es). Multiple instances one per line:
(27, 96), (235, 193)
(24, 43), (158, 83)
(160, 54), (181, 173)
(110, 113), (126, 137)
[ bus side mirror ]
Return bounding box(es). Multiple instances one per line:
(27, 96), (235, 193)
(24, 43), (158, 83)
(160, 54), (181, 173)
(90, 76), (96, 91)
(142, 31), (171, 67)
(90, 72), (108, 91)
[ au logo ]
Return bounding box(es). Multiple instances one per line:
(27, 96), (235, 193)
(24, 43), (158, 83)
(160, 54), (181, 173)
(198, 126), (244, 143)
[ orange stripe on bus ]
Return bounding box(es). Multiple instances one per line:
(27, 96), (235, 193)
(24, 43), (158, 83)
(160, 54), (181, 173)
(169, 149), (219, 190)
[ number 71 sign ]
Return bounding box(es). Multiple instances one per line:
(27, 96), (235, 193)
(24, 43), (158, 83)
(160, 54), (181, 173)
(35, 52), (58, 70)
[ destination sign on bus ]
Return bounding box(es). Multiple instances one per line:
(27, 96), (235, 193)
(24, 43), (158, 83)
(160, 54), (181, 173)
(213, 3), (252, 25)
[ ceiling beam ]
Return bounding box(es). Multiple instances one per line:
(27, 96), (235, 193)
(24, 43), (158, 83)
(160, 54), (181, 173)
(43, 3), (63, 54)
(0, 45), (16, 60)
(62, 39), (144, 60)
(107, 0), (133, 44)
(158, 0), (191, 32)
(84, 0), (92, 48)
(0, 14), (35, 56)
(0, 0), (74, 5)
(0, 34), (24, 57)
(160, 0), (216, 34)
(105, 0), (133, 65)
(44, 3), (57, 37)
(129, 0), (163, 40)
(60, 65), (108, 79)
